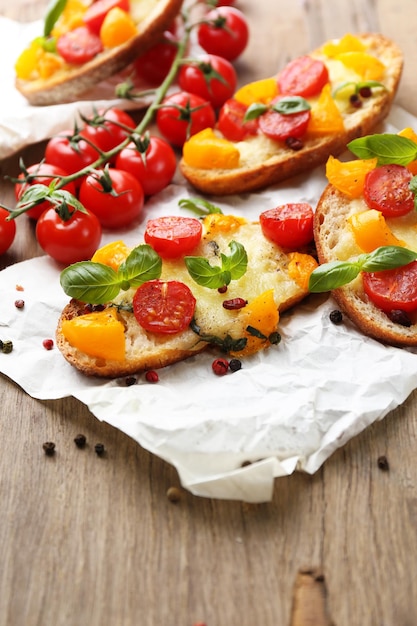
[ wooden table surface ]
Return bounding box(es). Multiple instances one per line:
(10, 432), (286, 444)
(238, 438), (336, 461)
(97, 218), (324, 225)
(1, 1), (417, 624)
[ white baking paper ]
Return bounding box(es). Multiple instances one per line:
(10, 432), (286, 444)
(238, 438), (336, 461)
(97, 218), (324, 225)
(2, 103), (417, 502)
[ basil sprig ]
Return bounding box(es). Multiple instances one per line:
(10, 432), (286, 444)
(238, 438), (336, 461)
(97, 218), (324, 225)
(178, 197), (223, 216)
(185, 241), (248, 289)
(348, 133), (417, 166)
(60, 245), (162, 304)
(43, 0), (67, 37)
(244, 96), (310, 122)
(308, 246), (417, 293)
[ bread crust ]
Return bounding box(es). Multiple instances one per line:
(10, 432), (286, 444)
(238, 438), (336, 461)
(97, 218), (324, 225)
(15, 0), (184, 106)
(180, 33), (403, 195)
(314, 185), (417, 347)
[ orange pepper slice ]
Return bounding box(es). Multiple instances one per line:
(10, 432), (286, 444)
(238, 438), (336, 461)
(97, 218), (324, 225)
(100, 7), (136, 48)
(326, 155), (378, 198)
(183, 128), (240, 170)
(348, 209), (405, 253)
(61, 307), (126, 361)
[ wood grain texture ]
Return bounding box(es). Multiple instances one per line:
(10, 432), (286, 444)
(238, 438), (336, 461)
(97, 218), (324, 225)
(1, 1), (417, 625)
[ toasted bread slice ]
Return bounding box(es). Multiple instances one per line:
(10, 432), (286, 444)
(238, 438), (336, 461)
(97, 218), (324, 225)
(180, 33), (403, 195)
(56, 217), (317, 377)
(15, 0), (183, 106)
(314, 184), (417, 347)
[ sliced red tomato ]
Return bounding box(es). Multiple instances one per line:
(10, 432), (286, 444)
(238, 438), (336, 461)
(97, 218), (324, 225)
(15, 163), (77, 220)
(363, 164), (414, 218)
(144, 216), (202, 259)
(133, 279), (196, 334)
(363, 261), (417, 313)
(83, 0), (129, 35)
(57, 26), (103, 64)
(260, 203), (314, 249)
(258, 98), (311, 141)
(278, 56), (329, 97)
(217, 98), (259, 141)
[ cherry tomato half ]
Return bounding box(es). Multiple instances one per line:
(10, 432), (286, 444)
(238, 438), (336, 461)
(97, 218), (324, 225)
(79, 169), (144, 229)
(57, 26), (103, 64)
(363, 261), (417, 313)
(45, 131), (100, 187)
(144, 216), (202, 258)
(115, 136), (177, 196)
(0, 207), (16, 255)
(156, 91), (216, 147)
(80, 107), (136, 155)
(278, 56), (329, 98)
(258, 98), (311, 141)
(197, 6), (249, 62)
(15, 163), (77, 220)
(217, 98), (259, 141)
(260, 203), (314, 249)
(36, 208), (102, 265)
(83, 0), (129, 35)
(133, 279), (196, 334)
(363, 164), (414, 218)
(178, 54), (237, 109)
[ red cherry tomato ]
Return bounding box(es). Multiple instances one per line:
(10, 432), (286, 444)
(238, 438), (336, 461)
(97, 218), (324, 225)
(133, 279), (196, 334)
(144, 216), (202, 258)
(363, 261), (417, 313)
(115, 136), (177, 196)
(363, 164), (414, 218)
(156, 91), (216, 147)
(80, 107), (136, 155)
(278, 56), (329, 98)
(133, 30), (178, 85)
(15, 163), (77, 220)
(178, 54), (237, 109)
(79, 169), (144, 229)
(217, 98), (259, 141)
(0, 207), (16, 255)
(57, 26), (103, 64)
(260, 204), (314, 249)
(83, 0), (129, 34)
(36, 208), (102, 265)
(197, 6), (249, 62)
(258, 97), (311, 141)
(45, 131), (100, 187)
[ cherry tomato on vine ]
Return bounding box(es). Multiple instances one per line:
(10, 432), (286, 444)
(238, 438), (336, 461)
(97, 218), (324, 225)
(80, 107), (136, 155)
(258, 97), (311, 141)
(363, 261), (417, 313)
(156, 91), (216, 147)
(115, 136), (177, 196)
(178, 54), (237, 109)
(0, 207), (16, 255)
(278, 56), (329, 98)
(133, 30), (179, 85)
(144, 216), (202, 258)
(83, 0), (129, 34)
(45, 131), (100, 187)
(133, 279), (196, 334)
(363, 164), (414, 218)
(57, 26), (103, 64)
(36, 208), (102, 265)
(260, 204), (314, 249)
(79, 168), (144, 229)
(15, 163), (77, 220)
(197, 6), (249, 62)
(217, 98), (259, 141)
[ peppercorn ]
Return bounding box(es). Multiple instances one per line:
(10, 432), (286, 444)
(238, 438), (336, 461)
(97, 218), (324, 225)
(388, 309), (412, 327)
(359, 86), (372, 98)
(74, 434), (87, 448)
(1, 340), (13, 354)
(42, 338), (54, 350)
(124, 376), (137, 386)
(329, 309), (343, 325)
(43, 441), (56, 456)
(285, 136), (304, 151)
(218, 285), (228, 294)
(350, 93), (362, 108)
(94, 443), (105, 456)
(145, 370), (159, 383)
(14, 299), (24, 309)
(212, 358), (229, 376)
(229, 358), (242, 372)
(377, 455), (390, 471)
(222, 297), (247, 310)
(166, 486), (182, 502)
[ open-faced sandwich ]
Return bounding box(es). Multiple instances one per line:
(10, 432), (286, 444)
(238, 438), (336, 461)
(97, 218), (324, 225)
(311, 128), (417, 347)
(56, 209), (318, 377)
(14, 0), (183, 105)
(180, 33), (403, 195)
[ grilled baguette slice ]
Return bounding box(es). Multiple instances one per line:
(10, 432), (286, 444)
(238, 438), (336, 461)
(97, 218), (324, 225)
(314, 184), (417, 347)
(15, 0), (183, 106)
(56, 217), (317, 377)
(180, 33), (403, 195)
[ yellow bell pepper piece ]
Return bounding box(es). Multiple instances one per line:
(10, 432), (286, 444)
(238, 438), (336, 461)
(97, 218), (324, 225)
(398, 127), (417, 175)
(100, 7), (136, 48)
(38, 52), (64, 79)
(61, 307), (126, 361)
(287, 252), (318, 291)
(203, 213), (247, 235)
(51, 0), (88, 38)
(335, 51), (385, 81)
(15, 40), (43, 80)
(307, 84), (345, 136)
(348, 209), (405, 253)
(183, 128), (240, 170)
(322, 33), (365, 57)
(230, 289), (279, 357)
(234, 78), (279, 106)
(91, 240), (131, 270)
(326, 155), (378, 198)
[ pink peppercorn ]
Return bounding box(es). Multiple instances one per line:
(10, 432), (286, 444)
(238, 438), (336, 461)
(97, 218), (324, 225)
(145, 370), (159, 383)
(212, 358), (229, 376)
(42, 339), (54, 350)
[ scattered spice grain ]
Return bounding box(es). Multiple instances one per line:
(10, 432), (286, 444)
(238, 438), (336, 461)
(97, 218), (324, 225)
(43, 441), (56, 456)
(1, 339), (13, 354)
(74, 434), (87, 448)
(377, 455), (390, 471)
(145, 370), (159, 383)
(94, 443), (105, 456)
(166, 486), (182, 503)
(329, 309), (343, 325)
(14, 299), (24, 309)
(42, 338), (54, 350)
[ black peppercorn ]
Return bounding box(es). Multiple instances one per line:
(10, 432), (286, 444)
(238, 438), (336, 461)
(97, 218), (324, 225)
(329, 309), (343, 325)
(377, 455), (390, 471)
(43, 441), (56, 456)
(229, 358), (242, 372)
(94, 443), (105, 456)
(74, 434), (87, 448)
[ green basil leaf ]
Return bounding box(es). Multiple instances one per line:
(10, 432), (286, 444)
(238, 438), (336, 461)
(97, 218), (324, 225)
(60, 262), (121, 304)
(348, 134), (417, 166)
(244, 102), (268, 121)
(221, 241), (248, 280)
(184, 256), (226, 288)
(118, 244), (162, 287)
(43, 0), (67, 37)
(308, 260), (362, 293)
(179, 197), (223, 215)
(271, 96), (311, 115)
(361, 245), (417, 271)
